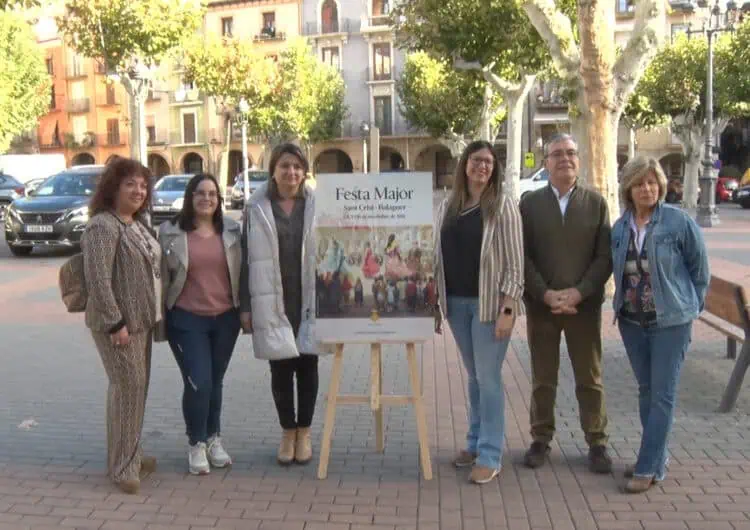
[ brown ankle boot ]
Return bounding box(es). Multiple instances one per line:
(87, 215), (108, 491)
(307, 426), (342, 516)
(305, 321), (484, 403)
(115, 478), (140, 494)
(277, 429), (297, 465)
(140, 456), (157, 478)
(295, 427), (313, 465)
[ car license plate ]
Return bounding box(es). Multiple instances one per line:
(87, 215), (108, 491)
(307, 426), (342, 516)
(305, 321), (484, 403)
(153, 205), (171, 212)
(24, 224), (53, 233)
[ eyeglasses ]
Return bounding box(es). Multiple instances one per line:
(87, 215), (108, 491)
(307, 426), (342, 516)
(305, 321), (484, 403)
(193, 191), (219, 200)
(547, 149), (579, 159)
(469, 156), (494, 168)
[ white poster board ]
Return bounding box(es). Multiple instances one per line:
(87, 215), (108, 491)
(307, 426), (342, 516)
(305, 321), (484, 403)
(315, 172), (435, 343)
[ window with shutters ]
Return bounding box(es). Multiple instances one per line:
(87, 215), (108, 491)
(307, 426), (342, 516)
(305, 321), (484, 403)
(221, 17), (233, 37)
(372, 43), (391, 80)
(182, 112), (197, 144)
(322, 47), (340, 70)
(106, 119), (120, 145)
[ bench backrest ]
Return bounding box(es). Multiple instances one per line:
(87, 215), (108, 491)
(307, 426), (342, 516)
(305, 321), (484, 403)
(704, 275), (750, 329)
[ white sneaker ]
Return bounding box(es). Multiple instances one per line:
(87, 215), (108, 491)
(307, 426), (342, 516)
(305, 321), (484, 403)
(207, 435), (232, 468)
(188, 442), (210, 475)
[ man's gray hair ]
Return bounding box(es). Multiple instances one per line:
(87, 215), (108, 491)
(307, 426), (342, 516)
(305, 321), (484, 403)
(544, 133), (578, 157)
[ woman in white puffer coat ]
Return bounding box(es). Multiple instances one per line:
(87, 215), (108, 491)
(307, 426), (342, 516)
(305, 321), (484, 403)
(239, 143), (320, 466)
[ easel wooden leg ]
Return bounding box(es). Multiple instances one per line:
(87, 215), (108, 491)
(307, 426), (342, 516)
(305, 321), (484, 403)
(407, 343), (433, 480)
(318, 344), (344, 479)
(371, 343), (385, 453)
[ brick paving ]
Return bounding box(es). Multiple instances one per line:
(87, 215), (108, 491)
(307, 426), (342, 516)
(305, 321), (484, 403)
(0, 206), (748, 529)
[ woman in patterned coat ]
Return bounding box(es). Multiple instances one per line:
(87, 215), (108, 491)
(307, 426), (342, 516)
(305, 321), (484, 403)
(82, 157), (163, 494)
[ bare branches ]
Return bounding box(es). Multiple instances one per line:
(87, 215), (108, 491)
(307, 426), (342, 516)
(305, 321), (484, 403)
(521, 0), (580, 79)
(614, 0), (667, 108)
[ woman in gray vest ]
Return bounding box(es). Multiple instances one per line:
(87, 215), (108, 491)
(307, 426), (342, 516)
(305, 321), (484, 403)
(239, 143), (320, 466)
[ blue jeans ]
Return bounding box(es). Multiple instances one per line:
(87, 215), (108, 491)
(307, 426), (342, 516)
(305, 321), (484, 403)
(618, 319), (692, 480)
(446, 296), (510, 470)
(167, 307), (241, 445)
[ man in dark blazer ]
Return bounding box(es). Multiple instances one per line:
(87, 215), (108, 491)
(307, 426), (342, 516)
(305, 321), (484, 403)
(519, 133), (613, 474)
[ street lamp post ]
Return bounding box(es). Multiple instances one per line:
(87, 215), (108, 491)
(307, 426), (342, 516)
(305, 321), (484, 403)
(360, 121), (370, 173)
(238, 97), (250, 202)
(687, 0), (740, 228)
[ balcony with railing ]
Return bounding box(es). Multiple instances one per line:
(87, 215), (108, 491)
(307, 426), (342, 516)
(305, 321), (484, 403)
(535, 81), (567, 111)
(63, 132), (96, 149)
(209, 126), (265, 146)
(366, 64), (399, 83)
(302, 18), (352, 36)
(99, 132), (126, 146)
(371, 14), (391, 26)
(97, 93), (120, 107)
(147, 129), (168, 146)
(65, 64), (87, 79)
(66, 98), (90, 113)
(254, 28), (286, 42)
(169, 130), (206, 146)
(169, 89), (204, 105)
(39, 140), (64, 150)
(615, 0), (635, 17)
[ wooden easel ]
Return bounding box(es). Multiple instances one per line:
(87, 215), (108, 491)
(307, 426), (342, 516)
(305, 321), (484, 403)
(317, 342), (433, 480)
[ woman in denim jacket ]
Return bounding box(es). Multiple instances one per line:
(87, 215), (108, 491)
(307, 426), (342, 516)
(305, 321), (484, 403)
(611, 156), (709, 493)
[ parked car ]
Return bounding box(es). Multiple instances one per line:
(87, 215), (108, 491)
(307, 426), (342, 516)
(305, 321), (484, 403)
(735, 184), (750, 209)
(230, 169), (270, 209)
(0, 172), (26, 222)
(23, 177), (48, 195)
(4, 165), (104, 256)
(151, 174), (193, 225)
(519, 167), (549, 200)
(716, 177), (738, 203)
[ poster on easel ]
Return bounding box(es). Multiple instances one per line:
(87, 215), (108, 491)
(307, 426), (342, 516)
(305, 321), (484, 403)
(315, 172), (435, 343)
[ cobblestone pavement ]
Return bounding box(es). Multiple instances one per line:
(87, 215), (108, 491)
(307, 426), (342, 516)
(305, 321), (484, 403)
(0, 204), (748, 529)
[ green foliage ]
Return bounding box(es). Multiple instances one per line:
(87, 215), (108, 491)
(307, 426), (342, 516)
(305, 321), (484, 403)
(1, 0), (40, 9)
(0, 11), (51, 153)
(720, 19), (750, 116)
(391, 0), (553, 80)
(634, 33), (749, 124)
(396, 52), (504, 138)
(184, 37), (347, 144)
(184, 36), (279, 135)
(56, 0), (204, 71)
(278, 40), (348, 144)
(622, 90), (667, 130)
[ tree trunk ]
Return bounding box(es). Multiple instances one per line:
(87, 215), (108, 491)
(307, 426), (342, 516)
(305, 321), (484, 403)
(578, 0), (620, 217)
(121, 75), (149, 166)
(674, 122), (702, 209)
(478, 84), (495, 142)
(499, 75), (536, 201)
(443, 133), (468, 158)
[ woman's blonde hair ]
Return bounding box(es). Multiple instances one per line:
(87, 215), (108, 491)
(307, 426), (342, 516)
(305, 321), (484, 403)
(619, 155), (668, 211)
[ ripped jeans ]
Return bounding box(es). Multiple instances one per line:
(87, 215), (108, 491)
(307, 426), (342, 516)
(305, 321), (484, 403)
(166, 307), (241, 445)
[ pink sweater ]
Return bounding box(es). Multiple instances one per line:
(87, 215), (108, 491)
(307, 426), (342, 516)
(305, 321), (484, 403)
(175, 231), (233, 316)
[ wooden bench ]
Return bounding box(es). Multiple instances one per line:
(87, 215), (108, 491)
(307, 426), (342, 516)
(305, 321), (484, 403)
(697, 275), (750, 412)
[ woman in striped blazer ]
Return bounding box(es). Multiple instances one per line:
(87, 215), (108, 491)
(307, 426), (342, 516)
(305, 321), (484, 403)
(434, 140), (524, 484)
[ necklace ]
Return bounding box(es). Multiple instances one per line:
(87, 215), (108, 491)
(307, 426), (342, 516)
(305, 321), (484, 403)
(131, 222), (161, 279)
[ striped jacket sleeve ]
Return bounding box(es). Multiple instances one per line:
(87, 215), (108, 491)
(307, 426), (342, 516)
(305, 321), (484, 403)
(498, 196), (524, 301)
(82, 219), (124, 332)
